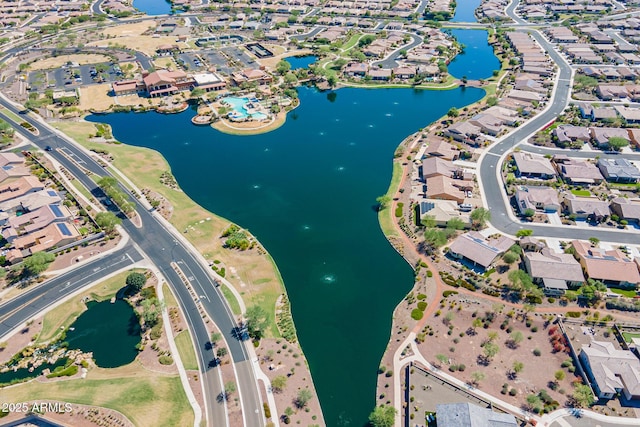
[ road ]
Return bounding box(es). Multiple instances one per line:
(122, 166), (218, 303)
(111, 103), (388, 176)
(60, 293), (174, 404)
(0, 100), (264, 427)
(91, 0), (106, 15)
(372, 33), (423, 69)
(0, 245), (143, 338)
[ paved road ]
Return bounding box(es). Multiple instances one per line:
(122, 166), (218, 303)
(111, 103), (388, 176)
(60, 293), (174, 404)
(0, 100), (264, 427)
(91, 0), (106, 15)
(290, 25), (325, 41)
(505, 0), (526, 24)
(372, 33), (423, 69)
(0, 245), (143, 338)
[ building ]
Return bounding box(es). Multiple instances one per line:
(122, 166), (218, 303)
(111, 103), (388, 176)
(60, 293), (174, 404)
(422, 157), (457, 179)
(524, 248), (585, 295)
(426, 175), (469, 203)
(554, 157), (604, 185)
(111, 80), (143, 96)
(610, 197), (640, 224)
(230, 68), (273, 86)
(3, 204), (72, 243)
(192, 73), (226, 92)
(563, 193), (611, 222)
(142, 69), (194, 98)
(572, 240), (640, 288)
(436, 402), (518, 427)
(514, 186), (560, 214)
(12, 222), (80, 254)
(579, 340), (640, 401)
(512, 151), (556, 179)
(423, 140), (458, 160)
(419, 199), (471, 227)
(0, 189), (62, 216)
(443, 121), (483, 146)
(0, 176), (44, 204)
(448, 231), (515, 271)
(597, 158), (640, 183)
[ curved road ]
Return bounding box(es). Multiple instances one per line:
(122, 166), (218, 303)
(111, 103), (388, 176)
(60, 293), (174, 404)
(372, 33), (423, 69)
(0, 101), (264, 427)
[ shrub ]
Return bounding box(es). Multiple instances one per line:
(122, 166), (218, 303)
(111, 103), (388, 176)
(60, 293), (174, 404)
(159, 355), (174, 365)
(533, 348), (541, 356)
(385, 370), (393, 377)
(509, 388), (517, 396)
(443, 290), (458, 297)
(417, 301), (427, 311)
(426, 270), (433, 277)
(566, 311), (581, 318)
(411, 309), (424, 320)
(263, 403), (271, 419)
(417, 293), (427, 300)
(458, 364), (465, 371)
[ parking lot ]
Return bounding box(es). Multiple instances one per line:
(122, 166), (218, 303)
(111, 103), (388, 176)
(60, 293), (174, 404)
(178, 52), (206, 71)
(200, 50), (234, 74)
(29, 63), (123, 91)
(221, 46), (256, 68)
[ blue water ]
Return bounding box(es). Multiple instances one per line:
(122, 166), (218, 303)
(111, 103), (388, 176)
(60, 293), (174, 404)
(451, 0), (482, 22)
(285, 55), (318, 70)
(132, 0), (174, 15)
(222, 96), (268, 120)
(88, 84), (484, 426)
(447, 29), (501, 80)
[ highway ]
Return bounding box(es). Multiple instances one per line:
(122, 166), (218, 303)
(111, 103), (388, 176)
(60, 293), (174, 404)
(0, 99), (264, 427)
(0, 245), (143, 338)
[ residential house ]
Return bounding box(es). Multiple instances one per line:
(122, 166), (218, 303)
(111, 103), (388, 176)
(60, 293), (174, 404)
(555, 157), (604, 185)
(597, 158), (640, 183)
(610, 197), (640, 224)
(524, 248), (585, 295)
(13, 222), (80, 254)
(367, 68), (392, 80)
(442, 121), (483, 146)
(392, 65), (416, 79)
(2, 204), (72, 243)
(423, 140), (458, 160)
(468, 113), (503, 136)
(512, 152), (556, 179)
(0, 153), (24, 169)
(515, 186), (560, 214)
(579, 340), (640, 401)
(343, 62), (368, 77)
(426, 175), (469, 203)
(0, 189), (62, 216)
(614, 106), (640, 124)
(0, 176), (43, 204)
(591, 127), (632, 149)
(563, 193), (611, 222)
(448, 231), (515, 271)
(519, 236), (546, 252)
(554, 125), (591, 146)
(436, 403), (518, 427)
(421, 157), (457, 179)
(419, 199), (470, 227)
(572, 240), (640, 287)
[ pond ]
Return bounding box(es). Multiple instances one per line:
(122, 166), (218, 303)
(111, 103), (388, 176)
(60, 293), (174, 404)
(285, 55), (318, 70)
(132, 0), (175, 16)
(447, 29), (501, 80)
(0, 358), (68, 387)
(65, 299), (141, 368)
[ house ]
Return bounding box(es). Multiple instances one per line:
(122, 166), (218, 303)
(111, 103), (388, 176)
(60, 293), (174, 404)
(512, 152), (556, 179)
(579, 340), (640, 401)
(3, 204), (72, 243)
(426, 175), (469, 203)
(0, 153), (24, 168)
(597, 158), (640, 183)
(12, 222), (80, 254)
(555, 157), (604, 185)
(468, 113), (503, 136)
(0, 176), (44, 204)
(443, 121), (483, 146)
(423, 140), (458, 160)
(421, 157), (457, 179)
(590, 127), (631, 149)
(610, 197), (640, 224)
(572, 240), (640, 287)
(519, 236), (546, 252)
(614, 106), (640, 124)
(436, 403), (518, 427)
(524, 248), (585, 295)
(142, 69), (194, 97)
(563, 193), (610, 222)
(419, 199), (470, 227)
(367, 68), (392, 81)
(343, 62), (368, 77)
(448, 231), (515, 270)
(515, 186), (560, 214)
(392, 65), (416, 79)
(0, 189), (62, 215)
(554, 125), (591, 146)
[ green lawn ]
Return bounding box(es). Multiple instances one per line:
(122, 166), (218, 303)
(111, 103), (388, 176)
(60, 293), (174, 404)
(622, 332), (640, 343)
(571, 189), (591, 197)
(37, 270), (141, 344)
(0, 107), (24, 124)
(174, 331), (198, 370)
(221, 283), (241, 316)
(4, 371), (193, 427)
(378, 161), (402, 239)
(340, 33), (363, 52)
(610, 288), (638, 298)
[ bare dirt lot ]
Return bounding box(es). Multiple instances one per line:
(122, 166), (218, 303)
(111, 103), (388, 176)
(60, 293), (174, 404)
(29, 54), (113, 70)
(100, 21), (156, 38)
(88, 37), (188, 57)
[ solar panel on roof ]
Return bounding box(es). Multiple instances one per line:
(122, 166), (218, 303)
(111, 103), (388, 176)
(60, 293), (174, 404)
(47, 190), (57, 197)
(50, 204), (64, 218)
(57, 223), (72, 236)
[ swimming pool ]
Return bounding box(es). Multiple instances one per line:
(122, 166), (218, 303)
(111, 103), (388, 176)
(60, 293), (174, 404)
(222, 96), (268, 121)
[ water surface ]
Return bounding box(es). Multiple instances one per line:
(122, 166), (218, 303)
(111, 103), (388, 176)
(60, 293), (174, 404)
(447, 29), (501, 80)
(451, 0), (482, 22)
(89, 85), (484, 426)
(132, 0), (174, 15)
(285, 55), (318, 70)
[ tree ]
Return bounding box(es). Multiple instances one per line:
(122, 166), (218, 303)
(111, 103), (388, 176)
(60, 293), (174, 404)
(436, 354), (449, 365)
(526, 394), (543, 412)
(245, 305), (269, 340)
(588, 237), (600, 247)
(470, 207), (491, 229)
(295, 388), (313, 408)
(486, 96), (498, 106)
(447, 107), (459, 117)
(327, 75), (338, 88)
(516, 229), (533, 237)
(271, 375), (287, 393)
(502, 251), (519, 265)
(125, 271), (147, 294)
(512, 361), (524, 375)
(554, 370), (566, 381)
(95, 211), (121, 233)
(483, 341), (499, 360)
(141, 298), (161, 327)
(471, 371), (485, 386)
(368, 405), (396, 427)
(217, 347), (228, 358)
(190, 87), (205, 101)
(210, 332), (222, 345)
(276, 59), (291, 75)
(376, 194), (391, 210)
(508, 331), (524, 348)
(284, 72), (298, 85)
(572, 384), (595, 408)
(22, 251), (55, 277)
(523, 208), (535, 218)
(446, 218), (466, 230)
(607, 136), (628, 151)
(224, 381), (236, 397)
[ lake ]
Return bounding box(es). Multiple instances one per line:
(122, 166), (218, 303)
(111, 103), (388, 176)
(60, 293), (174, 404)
(285, 55), (318, 70)
(451, 0), (482, 22)
(132, 0), (174, 15)
(447, 29), (501, 80)
(88, 84), (484, 426)
(65, 299), (141, 368)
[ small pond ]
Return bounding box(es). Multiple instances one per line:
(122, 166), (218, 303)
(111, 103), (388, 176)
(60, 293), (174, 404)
(285, 55), (318, 70)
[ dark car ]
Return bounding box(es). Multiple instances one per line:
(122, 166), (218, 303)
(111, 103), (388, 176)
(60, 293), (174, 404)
(45, 146), (52, 151)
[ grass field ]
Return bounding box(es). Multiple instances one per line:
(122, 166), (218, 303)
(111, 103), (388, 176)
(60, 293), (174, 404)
(174, 331), (198, 371)
(221, 284), (241, 316)
(378, 162), (402, 239)
(37, 269), (143, 344)
(53, 120), (285, 339)
(623, 332), (640, 343)
(610, 288), (638, 298)
(571, 189), (591, 197)
(4, 365), (193, 427)
(0, 107), (24, 124)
